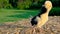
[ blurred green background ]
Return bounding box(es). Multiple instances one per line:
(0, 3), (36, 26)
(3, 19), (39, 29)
(0, 0), (60, 23)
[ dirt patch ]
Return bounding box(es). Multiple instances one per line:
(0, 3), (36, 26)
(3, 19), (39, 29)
(0, 16), (60, 34)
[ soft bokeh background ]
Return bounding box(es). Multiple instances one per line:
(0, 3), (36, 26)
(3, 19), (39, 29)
(0, 0), (60, 34)
(0, 0), (60, 23)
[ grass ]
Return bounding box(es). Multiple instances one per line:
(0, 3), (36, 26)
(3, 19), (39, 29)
(0, 9), (39, 23)
(49, 7), (60, 16)
(0, 7), (60, 23)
